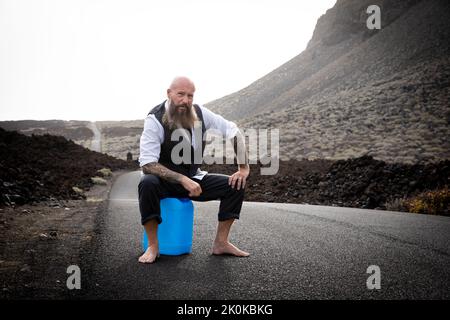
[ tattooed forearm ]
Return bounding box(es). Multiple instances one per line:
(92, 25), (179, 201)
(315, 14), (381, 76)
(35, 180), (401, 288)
(233, 130), (249, 168)
(142, 162), (184, 184)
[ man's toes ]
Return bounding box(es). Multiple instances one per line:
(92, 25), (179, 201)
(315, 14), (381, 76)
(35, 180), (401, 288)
(212, 243), (250, 257)
(139, 256), (155, 264)
(138, 255), (149, 263)
(237, 250), (250, 257)
(138, 252), (158, 263)
(233, 248), (250, 257)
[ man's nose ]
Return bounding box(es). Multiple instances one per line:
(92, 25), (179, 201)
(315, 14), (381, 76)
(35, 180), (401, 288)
(181, 96), (190, 105)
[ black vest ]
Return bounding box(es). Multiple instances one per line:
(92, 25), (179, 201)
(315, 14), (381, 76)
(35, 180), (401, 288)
(148, 101), (206, 177)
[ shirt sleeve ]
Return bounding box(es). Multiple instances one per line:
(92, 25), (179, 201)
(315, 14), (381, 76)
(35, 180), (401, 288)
(200, 105), (239, 139)
(138, 114), (164, 167)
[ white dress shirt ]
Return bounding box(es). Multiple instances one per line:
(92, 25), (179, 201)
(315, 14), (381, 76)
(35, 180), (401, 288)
(139, 100), (239, 180)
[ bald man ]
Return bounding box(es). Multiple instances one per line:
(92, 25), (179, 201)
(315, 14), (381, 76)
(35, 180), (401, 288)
(138, 77), (250, 263)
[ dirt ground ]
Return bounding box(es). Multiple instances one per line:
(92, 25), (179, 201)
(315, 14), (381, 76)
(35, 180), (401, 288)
(0, 170), (125, 299)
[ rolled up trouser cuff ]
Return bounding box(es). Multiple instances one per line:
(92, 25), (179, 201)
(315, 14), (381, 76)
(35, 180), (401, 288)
(141, 214), (162, 226)
(218, 213), (240, 221)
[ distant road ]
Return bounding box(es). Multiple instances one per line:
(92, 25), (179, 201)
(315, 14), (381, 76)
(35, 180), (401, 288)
(79, 171), (450, 299)
(87, 122), (101, 152)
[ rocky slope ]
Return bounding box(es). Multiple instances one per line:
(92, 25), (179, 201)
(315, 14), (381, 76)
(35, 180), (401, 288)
(207, 0), (450, 164)
(0, 120), (143, 161)
(0, 128), (138, 206)
(95, 120), (143, 161)
(0, 120), (94, 147)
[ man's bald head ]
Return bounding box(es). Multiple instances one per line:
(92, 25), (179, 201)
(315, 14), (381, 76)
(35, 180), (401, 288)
(169, 76), (196, 92)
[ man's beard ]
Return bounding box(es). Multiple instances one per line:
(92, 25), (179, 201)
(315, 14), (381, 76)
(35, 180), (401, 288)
(163, 100), (198, 130)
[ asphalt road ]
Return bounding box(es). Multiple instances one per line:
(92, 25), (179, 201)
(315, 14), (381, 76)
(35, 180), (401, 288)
(78, 171), (450, 299)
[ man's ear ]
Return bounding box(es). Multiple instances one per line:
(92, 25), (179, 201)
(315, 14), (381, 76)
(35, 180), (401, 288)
(167, 89), (171, 99)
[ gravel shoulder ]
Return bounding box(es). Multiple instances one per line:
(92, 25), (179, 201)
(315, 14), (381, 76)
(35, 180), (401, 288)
(0, 170), (127, 299)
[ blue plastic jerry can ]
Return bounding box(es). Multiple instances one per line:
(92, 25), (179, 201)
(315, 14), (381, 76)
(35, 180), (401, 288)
(142, 198), (194, 255)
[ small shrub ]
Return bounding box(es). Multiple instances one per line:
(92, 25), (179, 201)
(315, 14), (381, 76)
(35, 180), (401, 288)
(405, 187), (450, 216)
(385, 196), (408, 212)
(91, 176), (107, 185)
(72, 186), (84, 195)
(97, 168), (112, 177)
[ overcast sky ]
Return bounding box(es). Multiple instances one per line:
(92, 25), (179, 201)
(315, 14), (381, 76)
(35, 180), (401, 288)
(0, 0), (336, 121)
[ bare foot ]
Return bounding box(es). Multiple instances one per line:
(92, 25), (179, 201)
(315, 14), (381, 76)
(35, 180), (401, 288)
(212, 241), (250, 257)
(138, 245), (159, 264)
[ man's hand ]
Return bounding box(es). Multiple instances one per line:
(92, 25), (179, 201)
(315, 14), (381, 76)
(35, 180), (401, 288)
(142, 163), (202, 197)
(229, 165), (250, 191)
(230, 129), (249, 191)
(181, 176), (203, 197)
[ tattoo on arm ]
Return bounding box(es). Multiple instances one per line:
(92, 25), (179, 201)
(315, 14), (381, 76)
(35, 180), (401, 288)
(142, 162), (184, 184)
(233, 130), (249, 168)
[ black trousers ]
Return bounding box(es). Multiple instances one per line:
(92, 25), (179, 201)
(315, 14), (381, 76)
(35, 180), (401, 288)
(138, 173), (245, 225)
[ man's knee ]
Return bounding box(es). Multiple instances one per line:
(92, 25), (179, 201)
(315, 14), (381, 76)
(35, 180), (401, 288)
(236, 186), (246, 199)
(226, 183), (245, 201)
(138, 174), (161, 193)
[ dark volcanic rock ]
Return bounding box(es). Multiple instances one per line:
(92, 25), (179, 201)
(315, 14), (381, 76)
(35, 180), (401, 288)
(0, 128), (138, 206)
(3, 126), (447, 213)
(203, 155), (450, 211)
